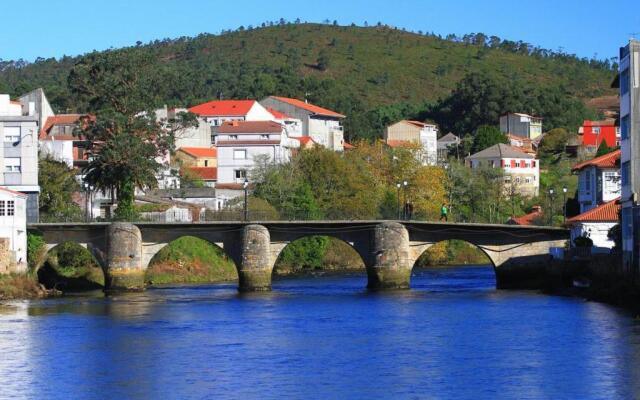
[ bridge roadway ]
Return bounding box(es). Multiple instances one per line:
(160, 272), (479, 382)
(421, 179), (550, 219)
(28, 220), (569, 292)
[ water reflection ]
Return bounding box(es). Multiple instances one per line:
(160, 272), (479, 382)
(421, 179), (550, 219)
(0, 266), (639, 399)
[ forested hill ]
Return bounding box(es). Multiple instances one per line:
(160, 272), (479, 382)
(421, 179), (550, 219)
(0, 23), (616, 139)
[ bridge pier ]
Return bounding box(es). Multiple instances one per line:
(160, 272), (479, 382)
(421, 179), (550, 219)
(238, 224), (273, 292)
(367, 222), (413, 290)
(104, 222), (145, 292)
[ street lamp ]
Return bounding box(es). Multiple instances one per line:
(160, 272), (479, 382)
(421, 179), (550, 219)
(403, 180), (409, 220)
(396, 183), (401, 220)
(562, 186), (568, 223)
(548, 188), (555, 225)
(243, 178), (249, 221)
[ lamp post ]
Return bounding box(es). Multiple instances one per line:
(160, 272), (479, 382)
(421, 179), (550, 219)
(548, 188), (555, 226)
(83, 182), (91, 222)
(243, 178), (249, 221)
(562, 186), (568, 223)
(403, 180), (408, 220)
(396, 183), (401, 220)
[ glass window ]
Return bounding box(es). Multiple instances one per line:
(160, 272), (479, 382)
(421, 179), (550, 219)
(3, 127), (20, 142)
(235, 170), (247, 179)
(621, 116), (630, 140)
(593, 126), (601, 134)
(234, 149), (247, 159)
(229, 135), (238, 140)
(4, 158), (21, 172)
(621, 68), (630, 95)
(622, 161), (631, 186)
(261, 134), (269, 139)
(6, 201), (14, 216)
(0, 200), (4, 216)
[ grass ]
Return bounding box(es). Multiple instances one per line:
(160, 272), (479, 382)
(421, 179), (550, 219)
(0, 274), (47, 300)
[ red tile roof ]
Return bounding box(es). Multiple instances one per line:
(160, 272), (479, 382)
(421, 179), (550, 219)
(0, 187), (28, 198)
(40, 114), (93, 139)
(216, 140), (281, 146)
(186, 167), (217, 181)
(266, 107), (293, 120)
(217, 120), (283, 133)
(566, 198), (620, 224)
(291, 136), (316, 146)
(572, 149), (620, 171)
(583, 119), (616, 127)
(343, 142), (355, 149)
(178, 147), (217, 158)
(188, 100), (256, 117)
(507, 206), (543, 226)
(268, 96), (345, 118)
(215, 183), (245, 190)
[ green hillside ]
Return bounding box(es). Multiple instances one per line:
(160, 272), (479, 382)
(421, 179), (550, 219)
(0, 23), (616, 139)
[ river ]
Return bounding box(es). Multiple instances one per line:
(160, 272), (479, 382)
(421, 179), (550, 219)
(1, 265), (639, 399)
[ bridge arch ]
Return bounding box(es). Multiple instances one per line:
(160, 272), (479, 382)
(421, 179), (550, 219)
(145, 236), (238, 284)
(37, 241), (105, 292)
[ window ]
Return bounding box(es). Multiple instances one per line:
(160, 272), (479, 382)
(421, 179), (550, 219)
(6, 201), (14, 216)
(592, 126), (601, 134)
(622, 161), (631, 186)
(261, 134), (269, 140)
(4, 158), (21, 172)
(204, 160), (209, 167)
(234, 149), (247, 159)
(621, 68), (630, 95)
(235, 170), (247, 179)
(229, 135), (238, 140)
(3, 127), (20, 143)
(525, 177), (532, 184)
(585, 170), (592, 191)
(515, 161), (521, 168)
(0, 200), (4, 216)
(621, 116), (630, 140)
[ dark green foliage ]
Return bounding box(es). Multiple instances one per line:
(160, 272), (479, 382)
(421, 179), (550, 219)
(538, 128), (572, 158)
(596, 141), (616, 157)
(38, 156), (83, 221)
(608, 224), (622, 253)
(27, 232), (46, 271)
(574, 236), (594, 248)
(54, 242), (99, 275)
(472, 125), (508, 153)
(276, 236), (330, 271)
(0, 24), (614, 141)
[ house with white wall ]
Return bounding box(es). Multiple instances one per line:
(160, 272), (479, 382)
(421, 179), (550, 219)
(572, 149), (621, 213)
(566, 198), (620, 253)
(0, 94), (40, 222)
(500, 112), (543, 140)
(215, 120), (298, 185)
(189, 100), (274, 127)
(384, 120), (438, 166)
(466, 143), (540, 197)
(0, 187), (27, 273)
(260, 96), (345, 151)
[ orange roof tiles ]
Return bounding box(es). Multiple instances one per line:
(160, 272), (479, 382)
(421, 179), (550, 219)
(188, 100), (256, 116)
(343, 142), (355, 149)
(572, 149), (620, 171)
(566, 198), (620, 224)
(266, 107), (292, 120)
(268, 96), (345, 118)
(507, 207), (543, 226)
(217, 120), (283, 133)
(178, 147), (217, 158)
(186, 167), (217, 181)
(583, 119), (616, 127)
(291, 136), (316, 145)
(216, 140), (281, 146)
(40, 114), (94, 139)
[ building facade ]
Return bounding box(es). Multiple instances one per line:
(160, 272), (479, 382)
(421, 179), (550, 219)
(620, 39), (640, 275)
(260, 96), (345, 151)
(0, 94), (40, 222)
(466, 143), (540, 197)
(500, 113), (543, 140)
(437, 132), (460, 163)
(579, 119), (620, 150)
(175, 147), (218, 168)
(188, 100), (274, 127)
(572, 150), (621, 213)
(566, 199), (620, 254)
(384, 120), (438, 166)
(0, 187), (28, 273)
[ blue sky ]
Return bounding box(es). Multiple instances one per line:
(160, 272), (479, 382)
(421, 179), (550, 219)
(1, 0), (639, 61)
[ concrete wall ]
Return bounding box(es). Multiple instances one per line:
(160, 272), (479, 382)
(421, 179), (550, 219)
(40, 140), (74, 168)
(217, 144), (289, 184)
(0, 191), (28, 271)
(570, 221), (616, 253)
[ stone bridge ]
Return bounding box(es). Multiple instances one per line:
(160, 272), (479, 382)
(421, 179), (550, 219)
(28, 221), (568, 292)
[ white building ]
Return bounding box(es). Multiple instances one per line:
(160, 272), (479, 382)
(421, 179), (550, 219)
(466, 143), (540, 197)
(500, 113), (543, 140)
(260, 96), (345, 152)
(0, 94), (40, 222)
(215, 120), (298, 184)
(572, 149), (621, 213)
(437, 132), (461, 163)
(188, 100), (274, 127)
(384, 120), (438, 166)
(619, 39), (640, 275)
(567, 198), (620, 254)
(0, 187), (28, 273)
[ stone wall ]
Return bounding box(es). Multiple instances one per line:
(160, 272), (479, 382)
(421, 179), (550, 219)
(0, 237), (15, 273)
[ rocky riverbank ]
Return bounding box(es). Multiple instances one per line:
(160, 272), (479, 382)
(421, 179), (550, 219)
(0, 274), (60, 300)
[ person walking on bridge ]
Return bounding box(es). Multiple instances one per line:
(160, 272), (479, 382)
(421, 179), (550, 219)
(440, 203), (449, 222)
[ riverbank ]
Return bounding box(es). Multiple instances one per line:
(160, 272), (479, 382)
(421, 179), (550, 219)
(0, 274), (57, 300)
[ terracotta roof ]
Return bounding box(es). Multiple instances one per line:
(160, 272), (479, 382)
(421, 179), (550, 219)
(9, 100), (21, 106)
(214, 183), (245, 190)
(40, 135), (77, 141)
(572, 149), (620, 171)
(507, 207), (543, 226)
(343, 142), (355, 149)
(40, 114), (93, 139)
(583, 119), (616, 127)
(178, 147), (217, 158)
(467, 143), (535, 160)
(291, 136), (316, 146)
(186, 167), (217, 181)
(386, 140), (419, 149)
(216, 140), (281, 146)
(217, 120), (283, 133)
(188, 100), (256, 117)
(267, 96), (345, 118)
(406, 120), (436, 128)
(566, 198), (620, 224)
(266, 107), (293, 120)
(0, 187), (28, 198)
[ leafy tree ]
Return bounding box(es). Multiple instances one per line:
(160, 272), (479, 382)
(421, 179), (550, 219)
(538, 128), (571, 156)
(596, 140), (616, 157)
(68, 50), (198, 220)
(317, 49), (331, 71)
(38, 155), (83, 221)
(472, 125), (508, 153)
